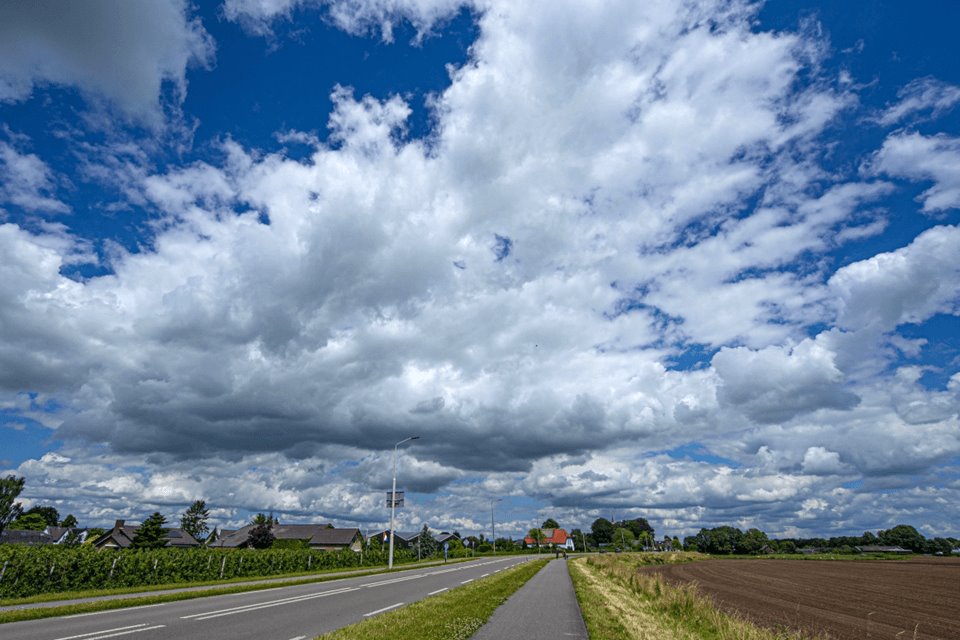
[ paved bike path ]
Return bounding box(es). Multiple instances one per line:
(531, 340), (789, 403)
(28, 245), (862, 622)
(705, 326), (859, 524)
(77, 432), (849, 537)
(472, 558), (588, 640)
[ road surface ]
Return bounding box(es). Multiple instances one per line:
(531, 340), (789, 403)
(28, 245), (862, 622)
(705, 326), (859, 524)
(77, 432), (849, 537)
(3, 556), (535, 640)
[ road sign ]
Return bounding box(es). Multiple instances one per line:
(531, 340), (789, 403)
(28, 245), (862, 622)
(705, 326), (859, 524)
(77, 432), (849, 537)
(386, 490), (405, 508)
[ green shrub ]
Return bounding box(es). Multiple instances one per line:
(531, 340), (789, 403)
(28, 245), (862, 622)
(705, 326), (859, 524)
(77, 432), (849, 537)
(0, 544), (412, 599)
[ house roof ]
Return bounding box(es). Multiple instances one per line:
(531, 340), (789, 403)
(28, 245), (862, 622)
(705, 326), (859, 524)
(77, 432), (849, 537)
(0, 529), (52, 545)
(367, 530), (424, 543)
(210, 523), (358, 548)
(92, 521), (199, 548)
(309, 528), (361, 546)
(524, 528), (569, 545)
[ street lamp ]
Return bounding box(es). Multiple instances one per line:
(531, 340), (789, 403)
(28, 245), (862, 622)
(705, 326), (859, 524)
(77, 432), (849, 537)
(491, 498), (502, 555)
(388, 436), (419, 570)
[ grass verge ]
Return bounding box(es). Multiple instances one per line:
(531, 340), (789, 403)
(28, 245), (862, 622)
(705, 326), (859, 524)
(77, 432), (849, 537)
(0, 559), (474, 625)
(569, 553), (823, 640)
(317, 558), (549, 640)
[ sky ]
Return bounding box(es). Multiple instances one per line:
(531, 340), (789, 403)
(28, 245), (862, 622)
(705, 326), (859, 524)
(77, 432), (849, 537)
(1, 0), (958, 541)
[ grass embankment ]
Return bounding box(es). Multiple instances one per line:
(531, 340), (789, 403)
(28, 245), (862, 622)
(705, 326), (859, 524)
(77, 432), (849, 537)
(0, 559), (474, 625)
(317, 558), (549, 640)
(569, 553), (823, 640)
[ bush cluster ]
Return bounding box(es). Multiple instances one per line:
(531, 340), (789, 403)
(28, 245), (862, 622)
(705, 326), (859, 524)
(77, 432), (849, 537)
(0, 545), (412, 599)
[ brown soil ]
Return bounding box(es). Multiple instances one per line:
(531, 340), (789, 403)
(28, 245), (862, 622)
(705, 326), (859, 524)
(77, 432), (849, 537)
(643, 558), (960, 640)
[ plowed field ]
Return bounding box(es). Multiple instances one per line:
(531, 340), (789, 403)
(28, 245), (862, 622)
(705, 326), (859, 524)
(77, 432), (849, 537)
(643, 558), (960, 640)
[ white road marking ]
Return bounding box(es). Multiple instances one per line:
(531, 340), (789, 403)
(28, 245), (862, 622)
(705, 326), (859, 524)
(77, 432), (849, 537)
(362, 574), (424, 588)
(460, 579), (473, 584)
(363, 602), (404, 617)
(427, 588), (448, 596)
(54, 625), (167, 640)
(481, 573), (489, 577)
(181, 587), (358, 621)
(52, 625), (148, 640)
(288, 636), (307, 640)
(63, 604), (166, 619)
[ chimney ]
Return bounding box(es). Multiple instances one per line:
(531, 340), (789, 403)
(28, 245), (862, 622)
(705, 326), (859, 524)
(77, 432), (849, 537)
(114, 519), (125, 530)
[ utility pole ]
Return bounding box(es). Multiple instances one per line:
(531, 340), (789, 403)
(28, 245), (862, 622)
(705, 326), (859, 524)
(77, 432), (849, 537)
(491, 498), (502, 554)
(388, 436), (419, 570)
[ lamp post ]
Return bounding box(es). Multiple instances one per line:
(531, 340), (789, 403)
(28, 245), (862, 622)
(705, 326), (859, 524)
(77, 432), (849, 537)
(388, 436), (419, 570)
(491, 498), (502, 555)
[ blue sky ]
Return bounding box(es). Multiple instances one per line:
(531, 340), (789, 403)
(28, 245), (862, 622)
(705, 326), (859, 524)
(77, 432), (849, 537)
(1, 0), (958, 540)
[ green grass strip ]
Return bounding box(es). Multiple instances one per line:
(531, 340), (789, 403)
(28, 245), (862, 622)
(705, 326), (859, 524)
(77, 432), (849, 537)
(317, 559), (549, 640)
(0, 560), (475, 625)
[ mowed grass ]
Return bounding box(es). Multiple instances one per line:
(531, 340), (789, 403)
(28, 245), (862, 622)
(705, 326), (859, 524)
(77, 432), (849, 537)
(316, 558), (548, 640)
(569, 553), (825, 640)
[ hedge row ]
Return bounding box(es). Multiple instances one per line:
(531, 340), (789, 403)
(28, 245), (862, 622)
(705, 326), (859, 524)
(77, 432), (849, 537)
(0, 545), (412, 599)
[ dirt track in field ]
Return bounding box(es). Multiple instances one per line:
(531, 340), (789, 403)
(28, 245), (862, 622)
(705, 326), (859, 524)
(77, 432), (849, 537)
(642, 558), (960, 640)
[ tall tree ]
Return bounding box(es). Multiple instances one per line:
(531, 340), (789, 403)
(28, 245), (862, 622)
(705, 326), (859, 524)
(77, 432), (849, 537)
(10, 512), (48, 530)
(24, 505), (60, 527)
(528, 527), (544, 547)
(878, 524), (925, 552)
(248, 513), (275, 549)
(417, 524), (439, 557)
(620, 517), (655, 540)
(60, 514), (79, 528)
(131, 513), (168, 549)
(590, 517), (615, 544)
(180, 499), (210, 542)
(541, 518), (559, 529)
(0, 475), (25, 538)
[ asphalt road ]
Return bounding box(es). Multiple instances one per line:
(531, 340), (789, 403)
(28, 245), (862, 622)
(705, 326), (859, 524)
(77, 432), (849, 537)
(2, 556), (536, 640)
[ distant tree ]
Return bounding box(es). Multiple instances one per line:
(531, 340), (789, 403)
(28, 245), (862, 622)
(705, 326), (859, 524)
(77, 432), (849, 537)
(248, 514), (275, 549)
(672, 536), (681, 551)
(0, 475), (25, 538)
(25, 505), (60, 527)
(619, 517), (655, 540)
(542, 518), (560, 529)
(691, 526), (743, 554)
(180, 500), (210, 542)
(131, 513), (168, 549)
(590, 518), (615, 544)
(60, 514), (79, 528)
(528, 528), (544, 547)
(776, 539), (796, 554)
(878, 524), (925, 552)
(737, 528), (769, 554)
(417, 524), (439, 557)
(927, 537), (953, 555)
(613, 527), (636, 549)
(571, 528), (588, 551)
(494, 537), (516, 552)
(11, 512), (48, 530)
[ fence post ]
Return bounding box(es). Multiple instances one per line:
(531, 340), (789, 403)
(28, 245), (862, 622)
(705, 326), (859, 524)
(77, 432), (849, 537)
(219, 556), (226, 579)
(109, 556), (119, 580)
(0, 560), (7, 583)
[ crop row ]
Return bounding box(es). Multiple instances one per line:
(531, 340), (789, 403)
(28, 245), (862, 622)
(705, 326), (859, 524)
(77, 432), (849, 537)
(0, 545), (412, 599)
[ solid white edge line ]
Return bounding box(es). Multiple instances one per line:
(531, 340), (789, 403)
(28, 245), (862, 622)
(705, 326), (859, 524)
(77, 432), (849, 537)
(189, 588), (359, 621)
(363, 602), (404, 617)
(63, 604), (166, 619)
(82, 625), (166, 640)
(52, 624), (147, 640)
(181, 587), (357, 620)
(427, 588), (448, 595)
